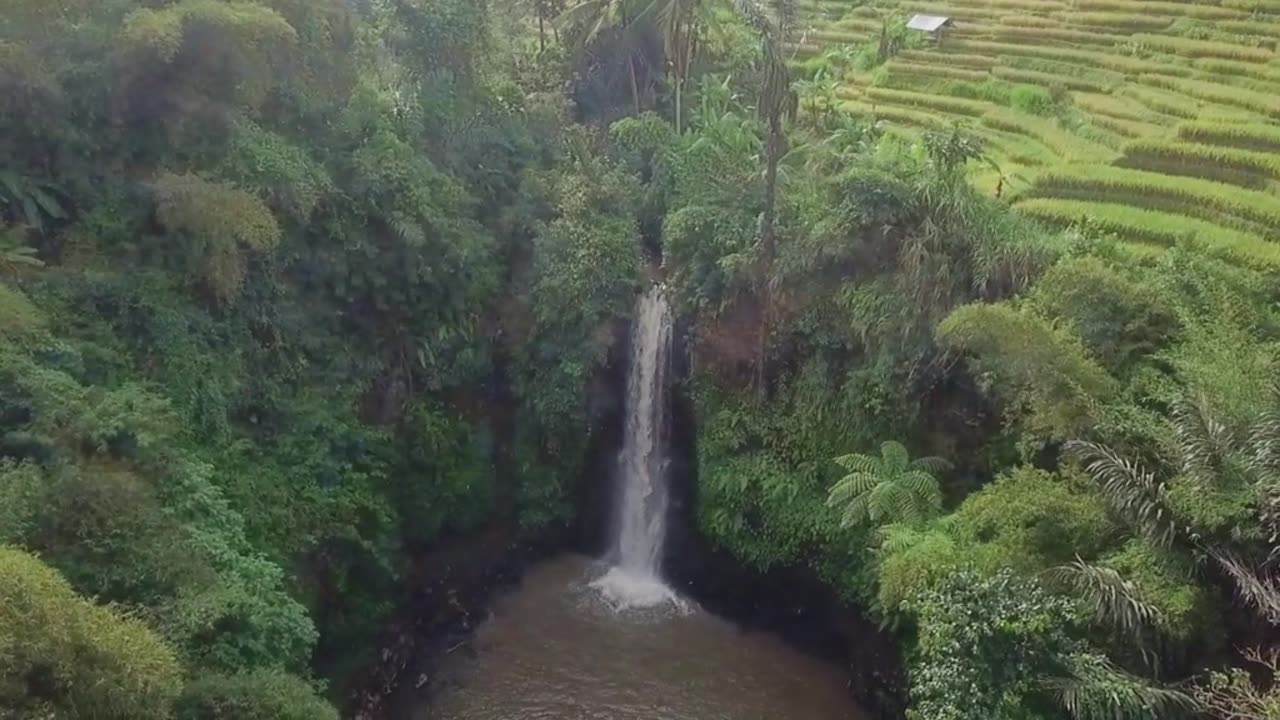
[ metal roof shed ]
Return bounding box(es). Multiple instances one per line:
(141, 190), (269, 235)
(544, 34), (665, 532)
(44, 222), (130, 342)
(906, 14), (953, 32)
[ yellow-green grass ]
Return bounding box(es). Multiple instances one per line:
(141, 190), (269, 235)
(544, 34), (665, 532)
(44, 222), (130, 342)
(1011, 164), (1280, 232)
(897, 4), (1009, 22)
(1120, 86), (1203, 119)
(990, 66), (1111, 93)
(1014, 199), (1280, 268)
(1000, 56), (1125, 87)
(975, 127), (1060, 166)
(1119, 138), (1280, 188)
(990, 25), (1130, 47)
(811, 27), (877, 43)
(1175, 121), (1280, 154)
(1205, 73), (1280, 98)
(997, 15), (1058, 28)
(1050, 11), (1174, 32)
(864, 87), (996, 116)
(1074, 92), (1173, 124)
(898, 50), (995, 69)
(965, 0), (1068, 11)
(1074, 0), (1248, 20)
(1191, 59), (1280, 82)
(938, 39), (1195, 77)
(1137, 74), (1280, 118)
(1091, 114), (1167, 138)
(1222, 0), (1280, 11)
(884, 62), (990, 83)
(840, 100), (956, 130)
(1129, 34), (1274, 62)
(981, 108), (1117, 163)
(1212, 20), (1280, 42)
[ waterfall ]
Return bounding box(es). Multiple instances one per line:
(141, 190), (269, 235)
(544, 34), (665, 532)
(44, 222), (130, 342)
(591, 286), (684, 610)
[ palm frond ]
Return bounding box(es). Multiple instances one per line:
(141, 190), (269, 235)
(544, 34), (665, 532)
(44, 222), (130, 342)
(1046, 653), (1196, 720)
(1172, 394), (1234, 482)
(875, 523), (925, 554)
(1212, 550), (1280, 626)
(879, 440), (909, 473)
(1066, 440), (1175, 547)
(1248, 407), (1280, 477)
(1048, 559), (1164, 634)
(910, 455), (952, 474)
(826, 472), (874, 507)
(834, 452), (879, 474)
(898, 469), (942, 507)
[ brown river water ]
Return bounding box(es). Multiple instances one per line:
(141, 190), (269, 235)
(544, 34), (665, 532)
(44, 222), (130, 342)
(418, 554), (866, 720)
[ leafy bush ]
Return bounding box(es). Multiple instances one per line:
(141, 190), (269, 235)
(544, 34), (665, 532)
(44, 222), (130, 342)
(906, 569), (1078, 720)
(0, 546), (183, 719)
(175, 670), (337, 720)
(1028, 256), (1180, 373)
(938, 302), (1116, 441)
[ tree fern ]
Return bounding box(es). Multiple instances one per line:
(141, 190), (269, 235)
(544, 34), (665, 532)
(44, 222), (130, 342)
(827, 441), (950, 527)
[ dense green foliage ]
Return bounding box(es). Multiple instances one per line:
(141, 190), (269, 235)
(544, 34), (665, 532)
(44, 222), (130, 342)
(4, 0), (1280, 718)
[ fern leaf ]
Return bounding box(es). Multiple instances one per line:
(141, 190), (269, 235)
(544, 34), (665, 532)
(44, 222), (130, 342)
(879, 440), (910, 473)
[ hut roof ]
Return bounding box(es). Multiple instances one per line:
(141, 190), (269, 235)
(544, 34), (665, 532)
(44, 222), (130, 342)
(906, 14), (953, 32)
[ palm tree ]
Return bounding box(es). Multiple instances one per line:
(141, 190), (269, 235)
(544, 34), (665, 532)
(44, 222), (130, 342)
(826, 441), (951, 526)
(637, 0), (705, 133)
(733, 0), (797, 397)
(560, 0), (655, 114)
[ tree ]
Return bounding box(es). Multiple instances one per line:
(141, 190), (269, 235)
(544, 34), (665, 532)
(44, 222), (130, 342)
(560, 0), (658, 115)
(0, 546), (183, 719)
(733, 0), (797, 396)
(642, 0), (705, 133)
(826, 441), (951, 526)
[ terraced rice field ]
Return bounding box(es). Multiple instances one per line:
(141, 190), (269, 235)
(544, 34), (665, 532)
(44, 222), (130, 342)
(795, 0), (1280, 266)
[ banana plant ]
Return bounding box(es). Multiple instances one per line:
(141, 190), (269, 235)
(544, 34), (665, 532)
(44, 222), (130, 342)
(0, 170), (66, 235)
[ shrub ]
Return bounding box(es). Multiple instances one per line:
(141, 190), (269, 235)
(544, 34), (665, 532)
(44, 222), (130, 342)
(152, 173), (282, 302)
(937, 302), (1115, 441)
(1027, 256), (1180, 372)
(175, 670), (338, 720)
(0, 546), (183, 719)
(951, 466), (1116, 569)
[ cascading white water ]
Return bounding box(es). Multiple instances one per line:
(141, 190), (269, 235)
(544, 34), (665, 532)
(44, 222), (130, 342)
(590, 286), (685, 611)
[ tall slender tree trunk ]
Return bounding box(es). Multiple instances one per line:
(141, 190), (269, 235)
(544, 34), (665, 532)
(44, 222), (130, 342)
(538, 13), (546, 52)
(674, 76), (683, 133)
(755, 114), (785, 399)
(628, 57), (641, 115)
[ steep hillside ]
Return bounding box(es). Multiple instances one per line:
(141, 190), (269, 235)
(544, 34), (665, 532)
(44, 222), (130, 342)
(795, 0), (1280, 267)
